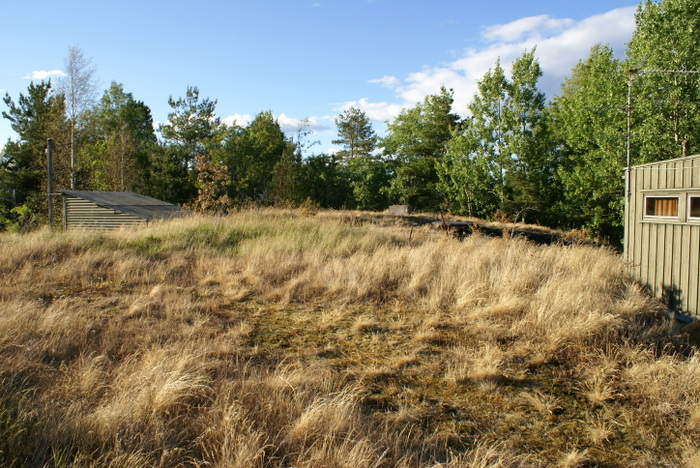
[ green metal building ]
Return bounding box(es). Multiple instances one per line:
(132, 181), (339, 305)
(624, 155), (700, 319)
(61, 191), (189, 231)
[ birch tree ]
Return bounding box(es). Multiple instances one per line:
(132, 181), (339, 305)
(56, 46), (98, 189)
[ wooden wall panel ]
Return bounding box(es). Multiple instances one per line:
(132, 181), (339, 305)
(625, 155), (700, 318)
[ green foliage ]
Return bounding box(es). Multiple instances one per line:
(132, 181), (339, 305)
(138, 144), (193, 204)
(81, 82), (157, 192)
(218, 111), (288, 204)
(331, 107), (388, 210)
(344, 155), (390, 211)
(440, 51), (554, 223)
(302, 154), (352, 209)
(332, 107), (377, 162)
(627, 0), (700, 162)
(549, 44), (627, 241)
(2, 81), (68, 230)
(382, 87), (460, 211)
(270, 142), (307, 206)
(159, 86), (220, 171)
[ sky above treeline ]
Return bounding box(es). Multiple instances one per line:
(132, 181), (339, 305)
(1, 0), (638, 154)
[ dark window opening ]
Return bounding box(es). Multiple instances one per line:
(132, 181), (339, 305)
(689, 196), (700, 219)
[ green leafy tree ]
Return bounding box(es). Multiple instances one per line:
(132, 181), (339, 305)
(1, 81), (68, 228)
(82, 82), (156, 192)
(302, 154), (352, 208)
(506, 50), (555, 222)
(55, 46), (98, 189)
(343, 156), (389, 211)
(219, 111), (287, 204)
(549, 44), (627, 240)
(627, 0), (700, 163)
(382, 87), (460, 211)
(441, 51), (552, 222)
(270, 142), (307, 206)
(447, 60), (510, 217)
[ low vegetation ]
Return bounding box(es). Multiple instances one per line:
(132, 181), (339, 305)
(1, 209), (699, 467)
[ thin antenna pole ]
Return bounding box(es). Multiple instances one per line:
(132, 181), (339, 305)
(626, 69), (634, 197)
(623, 70), (635, 255)
(623, 67), (699, 254)
(47, 138), (54, 230)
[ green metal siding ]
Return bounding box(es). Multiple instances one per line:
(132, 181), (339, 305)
(64, 196), (146, 230)
(625, 155), (700, 317)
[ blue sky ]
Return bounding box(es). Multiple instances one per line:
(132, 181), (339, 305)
(1, 0), (638, 155)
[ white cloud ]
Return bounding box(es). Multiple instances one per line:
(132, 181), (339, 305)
(23, 70), (66, 80)
(222, 113), (330, 136)
(364, 6), (636, 117)
(277, 113), (330, 135)
(222, 113), (252, 127)
(482, 15), (574, 43)
(336, 98), (405, 122)
(368, 75), (400, 88)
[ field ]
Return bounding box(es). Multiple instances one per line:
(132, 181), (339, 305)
(1, 209), (699, 467)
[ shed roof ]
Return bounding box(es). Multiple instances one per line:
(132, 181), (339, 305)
(61, 191), (189, 220)
(631, 154), (700, 169)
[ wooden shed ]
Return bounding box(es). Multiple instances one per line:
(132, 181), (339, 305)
(61, 190), (189, 231)
(624, 155), (700, 318)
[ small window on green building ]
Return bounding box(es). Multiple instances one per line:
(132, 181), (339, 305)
(644, 196), (679, 218)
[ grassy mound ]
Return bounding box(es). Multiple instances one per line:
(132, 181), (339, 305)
(0, 209), (698, 467)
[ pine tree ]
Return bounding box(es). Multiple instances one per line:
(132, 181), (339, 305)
(332, 107), (377, 162)
(1, 81), (69, 227)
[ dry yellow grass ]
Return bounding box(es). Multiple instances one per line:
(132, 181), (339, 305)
(0, 209), (697, 467)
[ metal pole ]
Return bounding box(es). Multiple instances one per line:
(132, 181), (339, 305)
(623, 70), (634, 256)
(47, 138), (54, 230)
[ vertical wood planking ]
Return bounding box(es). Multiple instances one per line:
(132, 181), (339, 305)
(689, 224), (700, 316)
(627, 156), (700, 317)
(679, 223), (689, 311)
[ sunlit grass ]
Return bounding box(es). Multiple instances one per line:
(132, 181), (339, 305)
(0, 208), (696, 467)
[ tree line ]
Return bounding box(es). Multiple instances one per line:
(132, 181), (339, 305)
(2, 0), (698, 243)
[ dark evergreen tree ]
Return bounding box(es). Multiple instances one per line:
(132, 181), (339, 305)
(302, 154), (352, 209)
(159, 86), (220, 170)
(332, 107), (377, 162)
(1, 81), (69, 228)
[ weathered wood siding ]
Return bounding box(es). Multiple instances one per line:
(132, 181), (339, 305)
(63, 196), (146, 230)
(625, 155), (700, 317)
